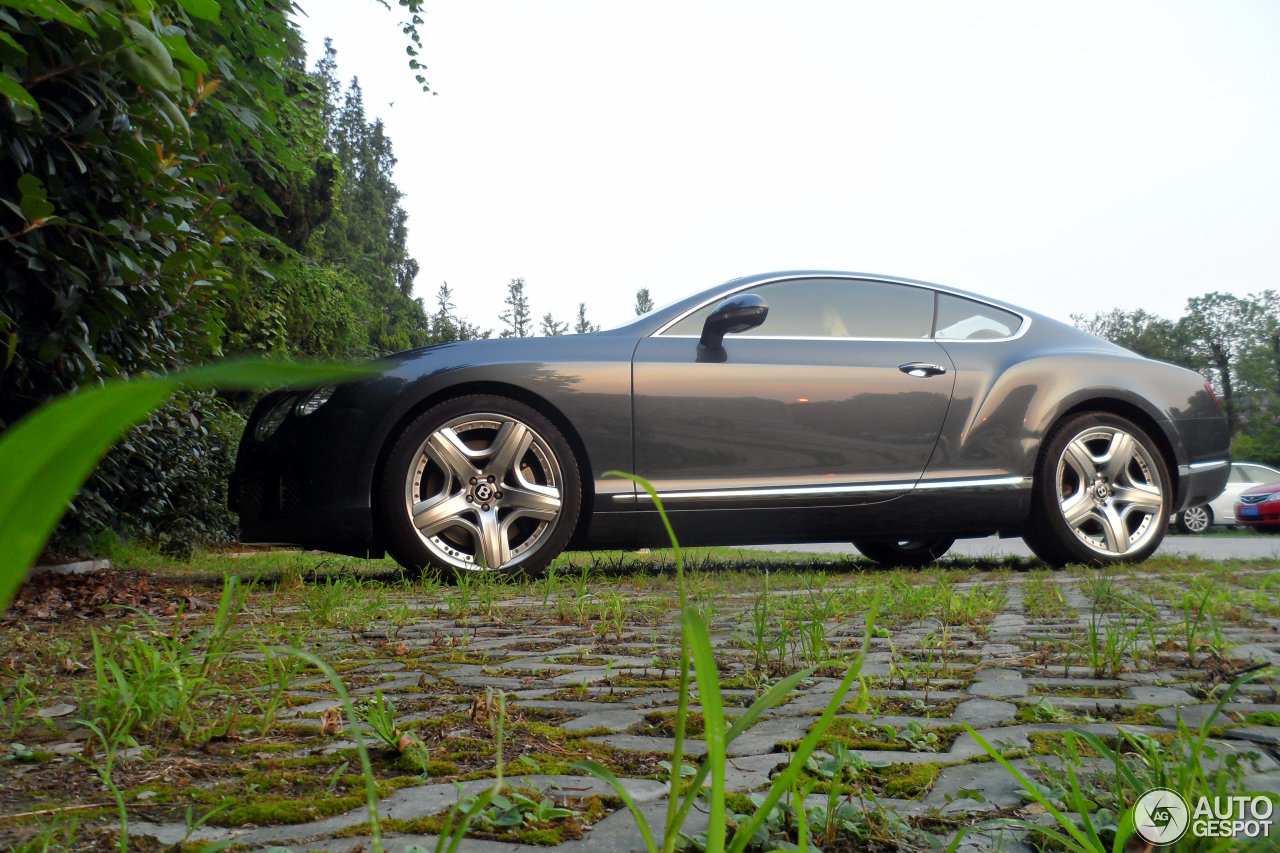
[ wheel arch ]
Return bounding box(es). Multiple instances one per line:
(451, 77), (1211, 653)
(369, 380), (596, 551)
(1036, 397), (1180, 505)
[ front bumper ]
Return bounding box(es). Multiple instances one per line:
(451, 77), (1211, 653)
(229, 390), (383, 558)
(1235, 501), (1280, 528)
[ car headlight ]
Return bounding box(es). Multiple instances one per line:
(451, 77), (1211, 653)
(254, 395), (295, 442)
(295, 384), (337, 417)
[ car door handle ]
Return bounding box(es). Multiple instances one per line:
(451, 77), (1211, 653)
(899, 362), (948, 378)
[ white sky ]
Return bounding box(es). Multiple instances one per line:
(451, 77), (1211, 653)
(294, 1), (1280, 333)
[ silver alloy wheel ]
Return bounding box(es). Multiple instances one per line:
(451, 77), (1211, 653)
(1054, 424), (1166, 557)
(1179, 504), (1211, 534)
(403, 413), (564, 571)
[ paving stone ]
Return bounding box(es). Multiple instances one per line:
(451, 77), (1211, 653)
(592, 733), (709, 757)
(564, 709), (649, 733)
(290, 698), (341, 715)
(924, 759), (1033, 813)
(969, 670), (1027, 698)
(1025, 677), (1126, 690)
(1242, 772), (1280, 797)
(1224, 726), (1280, 747)
(1157, 703), (1226, 729)
(1126, 685), (1197, 704)
(450, 675), (530, 689)
(1231, 643), (1280, 667)
(951, 698), (1017, 727)
(726, 716), (813, 756)
(351, 674), (428, 695)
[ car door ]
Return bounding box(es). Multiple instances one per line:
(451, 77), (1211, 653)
(630, 276), (955, 508)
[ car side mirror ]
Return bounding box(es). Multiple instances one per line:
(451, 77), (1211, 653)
(698, 294), (768, 352)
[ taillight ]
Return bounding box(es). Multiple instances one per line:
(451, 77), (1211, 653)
(1205, 382), (1222, 411)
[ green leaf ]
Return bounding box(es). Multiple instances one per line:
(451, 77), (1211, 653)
(0, 29), (27, 59)
(0, 70), (37, 113)
(174, 0), (221, 22)
(17, 173), (53, 221)
(1, 0), (95, 34)
(159, 32), (207, 73)
(0, 359), (377, 611)
(0, 376), (178, 611)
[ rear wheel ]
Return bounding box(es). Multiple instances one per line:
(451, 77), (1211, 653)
(1175, 504), (1212, 534)
(377, 395), (582, 576)
(1023, 412), (1169, 567)
(853, 538), (955, 567)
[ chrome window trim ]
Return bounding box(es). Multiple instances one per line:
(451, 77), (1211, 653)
(651, 273), (1032, 343)
(615, 475), (1030, 503)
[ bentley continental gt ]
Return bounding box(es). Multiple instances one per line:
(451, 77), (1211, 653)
(230, 272), (1231, 572)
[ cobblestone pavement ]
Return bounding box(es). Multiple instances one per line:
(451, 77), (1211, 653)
(120, 566), (1280, 853)
(746, 533), (1280, 561)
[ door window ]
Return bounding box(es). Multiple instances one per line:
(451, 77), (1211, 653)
(663, 277), (935, 339)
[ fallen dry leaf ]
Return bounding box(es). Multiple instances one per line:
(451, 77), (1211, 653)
(319, 707), (342, 736)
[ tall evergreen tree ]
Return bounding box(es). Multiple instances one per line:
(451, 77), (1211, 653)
(574, 303), (598, 334)
(540, 312), (567, 336)
(499, 278), (532, 337)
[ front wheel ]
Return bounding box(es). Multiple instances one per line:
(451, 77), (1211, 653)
(853, 538), (955, 567)
(1175, 504), (1212, 534)
(377, 395), (582, 576)
(1023, 412), (1169, 567)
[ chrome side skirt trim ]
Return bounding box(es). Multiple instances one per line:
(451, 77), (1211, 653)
(1186, 460), (1229, 471)
(912, 476), (1028, 490)
(614, 475), (1031, 504)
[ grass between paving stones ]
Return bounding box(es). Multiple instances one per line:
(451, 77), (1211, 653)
(2, 545), (1280, 852)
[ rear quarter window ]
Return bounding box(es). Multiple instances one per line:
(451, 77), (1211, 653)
(934, 293), (1023, 340)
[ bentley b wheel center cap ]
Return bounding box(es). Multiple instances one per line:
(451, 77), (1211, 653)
(1091, 479), (1112, 503)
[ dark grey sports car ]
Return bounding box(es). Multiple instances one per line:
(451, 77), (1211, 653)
(230, 271), (1230, 572)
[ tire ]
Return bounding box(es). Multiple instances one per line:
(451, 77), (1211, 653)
(853, 538), (955, 567)
(1175, 504), (1212, 534)
(1023, 412), (1170, 567)
(377, 395), (582, 576)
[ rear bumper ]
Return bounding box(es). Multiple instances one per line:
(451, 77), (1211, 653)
(1175, 460), (1231, 513)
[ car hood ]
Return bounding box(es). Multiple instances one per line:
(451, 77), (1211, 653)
(1240, 481), (1280, 498)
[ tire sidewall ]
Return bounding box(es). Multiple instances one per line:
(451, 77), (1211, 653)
(377, 394), (582, 575)
(1029, 411), (1170, 566)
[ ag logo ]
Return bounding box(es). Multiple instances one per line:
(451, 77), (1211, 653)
(1135, 788), (1190, 845)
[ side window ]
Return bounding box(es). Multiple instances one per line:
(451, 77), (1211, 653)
(1241, 465), (1280, 484)
(663, 278), (933, 339)
(1228, 466), (1247, 484)
(934, 293), (1023, 340)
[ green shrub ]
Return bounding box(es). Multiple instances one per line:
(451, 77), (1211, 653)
(51, 389), (244, 556)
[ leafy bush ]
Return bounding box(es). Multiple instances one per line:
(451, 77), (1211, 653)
(52, 389), (244, 556)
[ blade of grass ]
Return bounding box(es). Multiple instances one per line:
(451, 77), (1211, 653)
(276, 648), (383, 853)
(684, 608), (726, 853)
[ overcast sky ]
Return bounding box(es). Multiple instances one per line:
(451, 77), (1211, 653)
(294, 1), (1280, 333)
